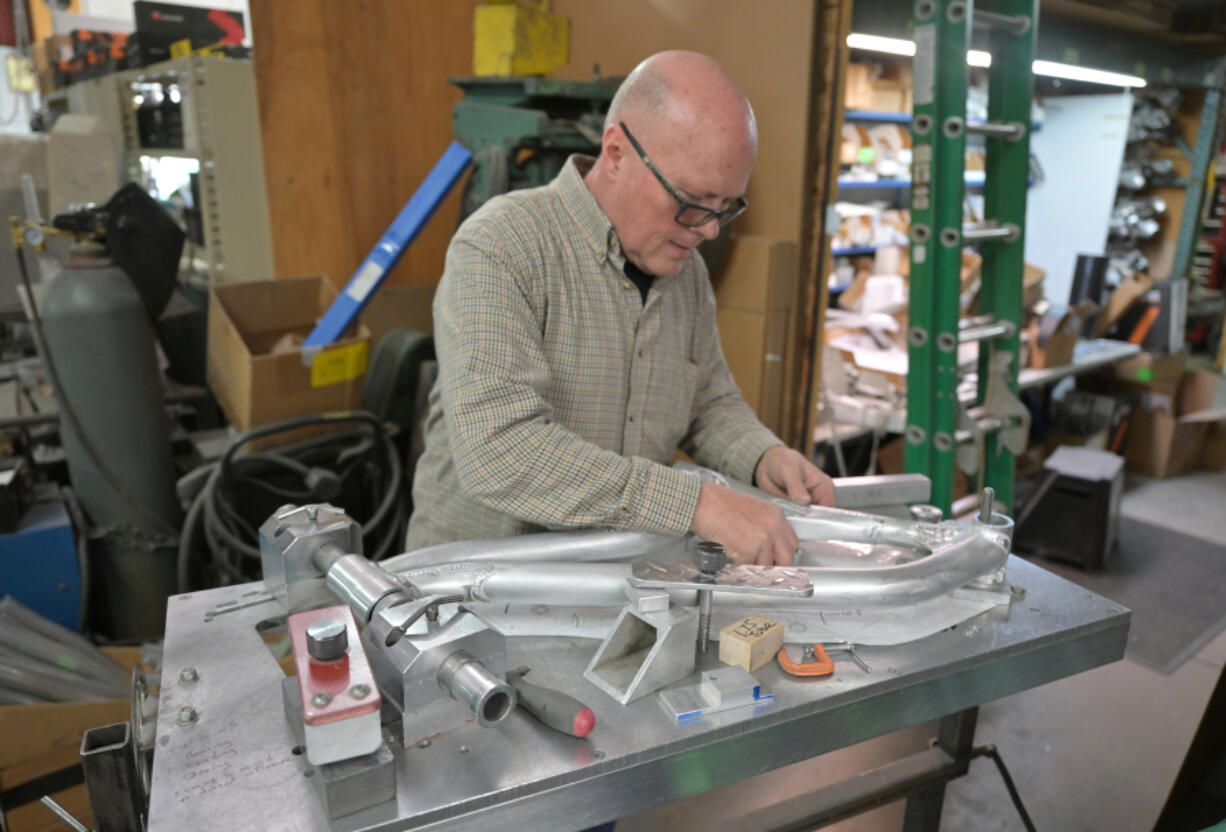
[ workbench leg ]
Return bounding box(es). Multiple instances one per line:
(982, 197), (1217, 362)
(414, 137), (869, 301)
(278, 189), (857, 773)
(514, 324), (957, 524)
(901, 707), (979, 832)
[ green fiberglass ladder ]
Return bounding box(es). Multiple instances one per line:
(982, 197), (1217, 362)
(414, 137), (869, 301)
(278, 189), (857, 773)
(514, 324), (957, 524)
(905, 0), (1037, 517)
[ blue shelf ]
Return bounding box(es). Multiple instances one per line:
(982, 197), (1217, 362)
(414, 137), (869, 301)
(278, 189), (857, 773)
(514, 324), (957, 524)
(844, 109), (1042, 132)
(844, 109), (912, 124)
(838, 171), (1003, 190)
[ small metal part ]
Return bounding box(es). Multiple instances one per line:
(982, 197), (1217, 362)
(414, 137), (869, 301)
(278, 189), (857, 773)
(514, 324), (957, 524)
(349, 684), (371, 699)
(307, 618), (349, 661)
(824, 642), (871, 673)
(312, 692), (333, 708)
(961, 222), (1020, 243)
(435, 650), (516, 728)
(176, 706), (197, 726)
(909, 504), (944, 523)
(658, 666), (773, 724)
(693, 541), (727, 576)
(693, 542), (726, 653)
(980, 487), (996, 523)
(39, 796), (90, 832)
(179, 667), (199, 684)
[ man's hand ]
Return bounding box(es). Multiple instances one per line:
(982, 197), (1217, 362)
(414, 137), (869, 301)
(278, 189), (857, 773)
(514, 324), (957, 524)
(754, 445), (835, 507)
(690, 481), (799, 566)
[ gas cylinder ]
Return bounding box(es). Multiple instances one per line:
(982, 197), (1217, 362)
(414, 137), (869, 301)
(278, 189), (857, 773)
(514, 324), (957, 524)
(40, 242), (181, 639)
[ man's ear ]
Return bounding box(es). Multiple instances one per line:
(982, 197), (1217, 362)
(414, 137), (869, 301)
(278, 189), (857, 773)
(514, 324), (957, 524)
(600, 123), (626, 178)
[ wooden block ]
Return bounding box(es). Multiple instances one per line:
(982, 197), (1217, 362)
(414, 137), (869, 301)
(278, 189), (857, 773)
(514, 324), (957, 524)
(718, 614), (783, 673)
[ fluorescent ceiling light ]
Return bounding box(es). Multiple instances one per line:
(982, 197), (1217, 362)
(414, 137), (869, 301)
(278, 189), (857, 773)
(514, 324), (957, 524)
(1032, 60), (1146, 88)
(847, 33), (1147, 88)
(846, 33), (915, 56)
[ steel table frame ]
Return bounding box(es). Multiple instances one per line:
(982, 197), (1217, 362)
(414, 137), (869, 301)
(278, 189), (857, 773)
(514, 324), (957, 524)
(146, 556), (1128, 831)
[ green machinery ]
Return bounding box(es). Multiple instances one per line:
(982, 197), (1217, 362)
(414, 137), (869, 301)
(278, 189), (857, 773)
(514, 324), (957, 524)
(449, 76), (621, 220)
(905, 0), (1036, 516)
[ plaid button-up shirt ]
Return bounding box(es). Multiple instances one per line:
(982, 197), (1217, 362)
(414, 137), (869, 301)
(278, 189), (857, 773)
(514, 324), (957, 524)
(405, 155), (781, 550)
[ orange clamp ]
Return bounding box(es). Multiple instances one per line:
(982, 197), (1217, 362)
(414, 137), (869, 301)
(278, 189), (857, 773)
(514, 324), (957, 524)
(777, 644), (835, 677)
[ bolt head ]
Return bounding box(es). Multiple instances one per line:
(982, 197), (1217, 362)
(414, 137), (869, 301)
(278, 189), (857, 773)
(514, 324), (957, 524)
(312, 692), (333, 708)
(693, 540), (727, 575)
(306, 618), (348, 661)
(179, 667), (199, 684)
(176, 706), (197, 725)
(349, 684), (371, 699)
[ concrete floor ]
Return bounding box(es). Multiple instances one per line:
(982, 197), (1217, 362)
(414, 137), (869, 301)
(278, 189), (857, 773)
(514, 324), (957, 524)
(619, 468), (1226, 832)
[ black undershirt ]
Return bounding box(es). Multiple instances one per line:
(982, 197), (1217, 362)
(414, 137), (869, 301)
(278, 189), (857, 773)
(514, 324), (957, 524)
(624, 260), (655, 305)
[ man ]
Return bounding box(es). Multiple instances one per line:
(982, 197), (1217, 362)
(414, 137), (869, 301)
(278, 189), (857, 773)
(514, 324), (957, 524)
(407, 50), (834, 565)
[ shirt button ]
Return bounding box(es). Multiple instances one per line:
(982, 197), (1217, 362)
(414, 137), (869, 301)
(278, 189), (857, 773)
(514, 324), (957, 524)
(628, 415), (636, 423)
(624, 281), (633, 290)
(637, 349), (645, 358)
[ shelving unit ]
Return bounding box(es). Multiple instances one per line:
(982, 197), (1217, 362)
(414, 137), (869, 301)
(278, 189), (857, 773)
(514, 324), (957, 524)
(43, 57), (274, 286)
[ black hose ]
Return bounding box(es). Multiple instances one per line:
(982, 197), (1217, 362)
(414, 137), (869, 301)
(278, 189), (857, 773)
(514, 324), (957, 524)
(972, 744), (1037, 832)
(177, 410), (403, 591)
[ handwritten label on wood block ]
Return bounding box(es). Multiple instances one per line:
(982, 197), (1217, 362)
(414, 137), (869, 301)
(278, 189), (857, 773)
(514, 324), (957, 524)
(719, 614), (784, 672)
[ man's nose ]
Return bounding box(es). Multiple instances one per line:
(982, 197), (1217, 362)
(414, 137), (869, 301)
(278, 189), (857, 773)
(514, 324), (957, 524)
(695, 217), (721, 241)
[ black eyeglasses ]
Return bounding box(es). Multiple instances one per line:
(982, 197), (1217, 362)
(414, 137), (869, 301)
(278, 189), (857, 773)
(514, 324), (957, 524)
(619, 121), (748, 229)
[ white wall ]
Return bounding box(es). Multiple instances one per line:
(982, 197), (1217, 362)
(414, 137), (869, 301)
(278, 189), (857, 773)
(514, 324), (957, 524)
(1024, 93), (1133, 307)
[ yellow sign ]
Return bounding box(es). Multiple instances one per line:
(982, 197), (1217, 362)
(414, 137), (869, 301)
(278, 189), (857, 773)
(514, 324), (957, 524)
(310, 342), (368, 388)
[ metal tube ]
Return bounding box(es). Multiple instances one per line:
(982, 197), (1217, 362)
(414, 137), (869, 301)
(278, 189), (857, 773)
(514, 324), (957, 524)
(394, 517), (1010, 612)
(325, 553), (410, 623)
(385, 530), (686, 572)
(961, 223), (1019, 243)
(436, 650), (516, 727)
(958, 320), (1015, 343)
(965, 121), (1025, 141)
(971, 9), (1030, 35)
(80, 722), (144, 832)
(697, 589), (713, 652)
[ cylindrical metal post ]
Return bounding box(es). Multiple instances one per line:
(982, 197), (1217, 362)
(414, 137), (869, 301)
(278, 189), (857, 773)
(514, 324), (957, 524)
(436, 650), (516, 727)
(962, 223), (1019, 243)
(979, 487), (996, 523)
(965, 120), (1026, 140)
(958, 320), (1016, 343)
(971, 9), (1030, 34)
(325, 553), (411, 623)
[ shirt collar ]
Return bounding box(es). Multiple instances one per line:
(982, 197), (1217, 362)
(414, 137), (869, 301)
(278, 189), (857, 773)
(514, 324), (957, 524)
(554, 154), (689, 293)
(555, 154), (626, 268)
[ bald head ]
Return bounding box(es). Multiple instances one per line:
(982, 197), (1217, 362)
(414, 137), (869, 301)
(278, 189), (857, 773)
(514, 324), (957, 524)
(585, 51), (756, 276)
(605, 51), (757, 157)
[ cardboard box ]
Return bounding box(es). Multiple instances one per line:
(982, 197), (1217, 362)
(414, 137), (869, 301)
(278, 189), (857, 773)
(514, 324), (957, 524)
(0, 647), (141, 832)
(1124, 369), (1226, 478)
(1204, 423), (1226, 471)
(1095, 272), (1154, 338)
(207, 276), (370, 448)
(714, 237), (798, 436)
(844, 63), (874, 110)
(1111, 349), (1187, 388)
(714, 235), (797, 313)
(1026, 300), (1097, 369)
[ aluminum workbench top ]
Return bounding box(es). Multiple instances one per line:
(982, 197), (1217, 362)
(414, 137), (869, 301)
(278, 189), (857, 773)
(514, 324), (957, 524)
(146, 555), (1129, 831)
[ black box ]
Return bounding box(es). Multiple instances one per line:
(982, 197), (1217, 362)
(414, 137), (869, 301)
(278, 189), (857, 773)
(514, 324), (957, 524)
(1014, 446), (1125, 570)
(130, 2), (245, 66)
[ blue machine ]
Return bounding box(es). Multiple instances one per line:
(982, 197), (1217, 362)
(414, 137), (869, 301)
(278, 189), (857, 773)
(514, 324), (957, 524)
(0, 500), (81, 631)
